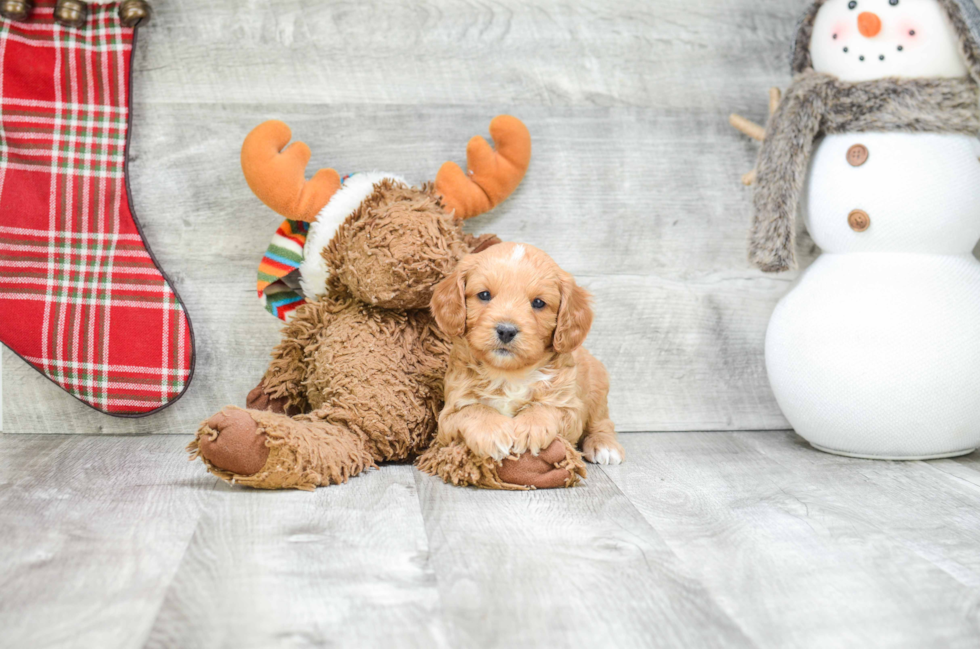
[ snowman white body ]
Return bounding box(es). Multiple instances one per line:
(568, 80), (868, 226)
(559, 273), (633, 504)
(764, 0), (980, 458)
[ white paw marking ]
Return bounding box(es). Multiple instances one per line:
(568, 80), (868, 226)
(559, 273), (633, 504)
(588, 445), (623, 465)
(493, 440), (513, 461)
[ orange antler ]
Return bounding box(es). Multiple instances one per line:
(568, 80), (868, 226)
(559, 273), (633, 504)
(240, 120), (341, 222)
(435, 115), (532, 220)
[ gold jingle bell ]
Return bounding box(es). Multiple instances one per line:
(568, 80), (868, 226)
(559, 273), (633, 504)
(54, 0), (87, 28)
(118, 0), (150, 27)
(0, 0), (33, 22)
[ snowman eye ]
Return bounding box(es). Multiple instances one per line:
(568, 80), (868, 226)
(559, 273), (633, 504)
(848, 0), (857, 9)
(889, 0), (899, 5)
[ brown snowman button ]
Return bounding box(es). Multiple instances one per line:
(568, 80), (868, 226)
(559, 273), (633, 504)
(847, 144), (869, 167)
(848, 209), (871, 232)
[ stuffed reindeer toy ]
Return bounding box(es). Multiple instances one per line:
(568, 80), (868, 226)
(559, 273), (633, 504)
(188, 116), (587, 490)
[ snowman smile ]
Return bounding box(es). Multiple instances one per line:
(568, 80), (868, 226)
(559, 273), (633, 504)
(841, 49), (894, 62)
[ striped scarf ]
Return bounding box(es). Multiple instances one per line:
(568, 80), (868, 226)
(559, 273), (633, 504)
(257, 219), (310, 320)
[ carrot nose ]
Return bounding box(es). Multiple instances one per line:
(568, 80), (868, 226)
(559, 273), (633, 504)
(858, 11), (882, 37)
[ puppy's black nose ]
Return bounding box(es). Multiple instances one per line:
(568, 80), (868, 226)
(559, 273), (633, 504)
(495, 323), (519, 344)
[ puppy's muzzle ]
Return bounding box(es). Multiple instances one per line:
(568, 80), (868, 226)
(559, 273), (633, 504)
(495, 323), (519, 344)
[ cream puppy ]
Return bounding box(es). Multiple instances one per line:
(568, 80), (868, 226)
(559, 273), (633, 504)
(430, 242), (623, 465)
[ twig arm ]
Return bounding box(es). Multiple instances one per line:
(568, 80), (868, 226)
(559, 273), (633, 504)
(769, 87), (782, 115)
(731, 87), (783, 186)
(729, 114), (765, 142)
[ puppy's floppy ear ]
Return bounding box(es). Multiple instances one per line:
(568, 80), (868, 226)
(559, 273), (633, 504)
(431, 259), (469, 337)
(553, 272), (593, 354)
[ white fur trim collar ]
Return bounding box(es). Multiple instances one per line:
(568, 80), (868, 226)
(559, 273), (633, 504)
(298, 172), (408, 300)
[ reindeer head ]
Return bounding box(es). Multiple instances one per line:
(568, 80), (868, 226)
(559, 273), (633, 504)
(242, 116), (531, 311)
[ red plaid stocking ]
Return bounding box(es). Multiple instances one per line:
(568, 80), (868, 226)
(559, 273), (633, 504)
(0, 1), (194, 416)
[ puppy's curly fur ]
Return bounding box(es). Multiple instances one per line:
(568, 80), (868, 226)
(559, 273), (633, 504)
(426, 243), (623, 467)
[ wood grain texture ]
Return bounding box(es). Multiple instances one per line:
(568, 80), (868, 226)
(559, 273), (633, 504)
(0, 434), (216, 648)
(135, 0), (801, 109)
(5, 0), (973, 432)
(4, 433), (980, 647)
(146, 464), (448, 649)
(413, 463), (753, 648)
(604, 433), (980, 648)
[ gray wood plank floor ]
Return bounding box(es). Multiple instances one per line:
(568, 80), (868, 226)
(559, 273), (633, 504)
(3, 431), (980, 648)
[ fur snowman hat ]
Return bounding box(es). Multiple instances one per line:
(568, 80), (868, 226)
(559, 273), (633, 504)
(790, 0), (980, 80)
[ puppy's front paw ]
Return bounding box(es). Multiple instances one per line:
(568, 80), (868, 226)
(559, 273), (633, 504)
(464, 421), (515, 461)
(582, 436), (625, 465)
(511, 420), (557, 457)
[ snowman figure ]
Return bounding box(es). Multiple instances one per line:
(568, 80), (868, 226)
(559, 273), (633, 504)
(733, 0), (980, 458)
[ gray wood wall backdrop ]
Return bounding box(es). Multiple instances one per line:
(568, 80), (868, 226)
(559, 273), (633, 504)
(6, 0), (951, 434)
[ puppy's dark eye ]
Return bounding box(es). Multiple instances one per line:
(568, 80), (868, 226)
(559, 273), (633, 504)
(477, 291), (492, 302)
(848, 0), (857, 8)
(889, 0), (898, 5)
(531, 298), (546, 310)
